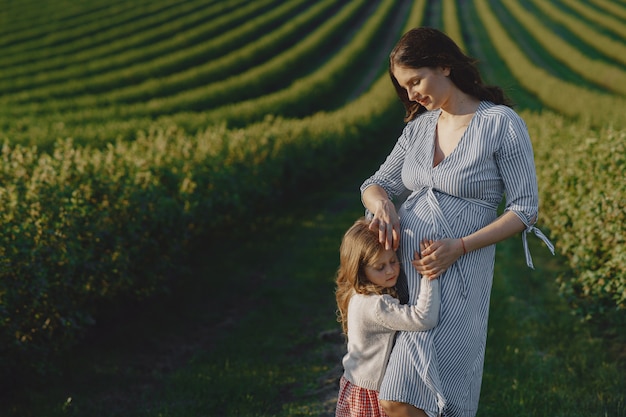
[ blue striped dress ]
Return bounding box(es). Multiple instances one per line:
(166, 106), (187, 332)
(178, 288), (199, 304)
(361, 101), (553, 417)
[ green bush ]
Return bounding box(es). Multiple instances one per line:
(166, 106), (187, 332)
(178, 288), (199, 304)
(527, 111), (626, 320)
(0, 72), (403, 377)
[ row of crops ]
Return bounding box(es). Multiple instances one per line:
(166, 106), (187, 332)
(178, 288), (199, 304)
(0, 0), (624, 375)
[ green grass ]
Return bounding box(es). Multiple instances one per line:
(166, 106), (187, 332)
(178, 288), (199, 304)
(485, 0), (600, 89)
(456, 0), (543, 111)
(1, 137), (624, 417)
(481, 238), (626, 416)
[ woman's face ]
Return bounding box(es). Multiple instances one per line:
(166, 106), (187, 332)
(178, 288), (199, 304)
(393, 65), (452, 111)
(363, 249), (400, 288)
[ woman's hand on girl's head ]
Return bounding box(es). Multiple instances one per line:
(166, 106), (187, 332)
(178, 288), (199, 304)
(368, 199), (401, 251)
(411, 238), (464, 279)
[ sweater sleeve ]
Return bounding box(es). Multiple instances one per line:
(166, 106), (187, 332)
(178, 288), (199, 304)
(374, 276), (440, 331)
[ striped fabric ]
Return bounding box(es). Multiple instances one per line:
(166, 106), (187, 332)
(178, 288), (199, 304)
(361, 102), (553, 417)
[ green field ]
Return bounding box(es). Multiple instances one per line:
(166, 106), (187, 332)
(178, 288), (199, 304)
(0, 0), (624, 415)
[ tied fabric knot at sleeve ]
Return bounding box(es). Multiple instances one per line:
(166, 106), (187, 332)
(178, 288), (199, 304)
(522, 224), (555, 269)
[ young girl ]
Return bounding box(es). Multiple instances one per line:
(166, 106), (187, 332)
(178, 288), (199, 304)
(335, 217), (441, 417)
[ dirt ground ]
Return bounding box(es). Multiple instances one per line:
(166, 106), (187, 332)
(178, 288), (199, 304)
(311, 329), (346, 416)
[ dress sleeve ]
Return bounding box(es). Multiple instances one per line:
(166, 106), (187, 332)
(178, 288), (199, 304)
(374, 277), (440, 331)
(360, 122), (414, 201)
(496, 112), (538, 225)
(496, 111), (554, 267)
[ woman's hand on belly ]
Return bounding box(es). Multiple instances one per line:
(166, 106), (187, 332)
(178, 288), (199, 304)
(411, 238), (464, 279)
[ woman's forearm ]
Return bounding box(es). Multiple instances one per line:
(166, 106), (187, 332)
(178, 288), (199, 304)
(361, 185), (390, 213)
(415, 210), (529, 279)
(462, 211), (527, 253)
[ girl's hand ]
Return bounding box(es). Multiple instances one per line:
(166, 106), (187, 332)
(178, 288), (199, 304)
(411, 238), (465, 279)
(368, 199), (401, 251)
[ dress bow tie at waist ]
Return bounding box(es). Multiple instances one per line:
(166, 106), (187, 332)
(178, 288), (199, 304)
(405, 187), (554, 298)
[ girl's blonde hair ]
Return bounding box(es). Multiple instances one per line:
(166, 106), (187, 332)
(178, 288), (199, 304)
(335, 217), (398, 334)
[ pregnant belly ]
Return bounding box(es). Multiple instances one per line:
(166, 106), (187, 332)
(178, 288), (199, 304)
(400, 190), (496, 243)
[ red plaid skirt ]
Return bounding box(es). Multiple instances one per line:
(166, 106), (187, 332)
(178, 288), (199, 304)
(336, 376), (389, 417)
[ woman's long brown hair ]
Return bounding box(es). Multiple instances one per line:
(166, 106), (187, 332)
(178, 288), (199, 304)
(389, 27), (513, 122)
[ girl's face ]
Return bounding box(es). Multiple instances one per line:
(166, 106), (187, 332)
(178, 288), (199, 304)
(364, 249), (400, 288)
(393, 65), (451, 111)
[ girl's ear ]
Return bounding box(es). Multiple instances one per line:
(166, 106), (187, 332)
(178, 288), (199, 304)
(441, 66), (451, 77)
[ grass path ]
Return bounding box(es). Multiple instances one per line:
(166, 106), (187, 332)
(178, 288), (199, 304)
(2, 133), (625, 416)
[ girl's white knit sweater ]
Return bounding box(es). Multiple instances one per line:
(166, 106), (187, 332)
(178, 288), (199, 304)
(341, 276), (440, 390)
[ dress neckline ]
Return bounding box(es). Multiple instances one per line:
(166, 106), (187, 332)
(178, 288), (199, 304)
(432, 106), (478, 168)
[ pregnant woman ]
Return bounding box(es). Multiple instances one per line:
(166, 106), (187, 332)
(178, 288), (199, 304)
(360, 27), (553, 417)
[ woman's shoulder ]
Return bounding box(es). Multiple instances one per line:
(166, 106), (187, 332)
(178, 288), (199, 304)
(405, 109), (439, 133)
(409, 109), (439, 124)
(478, 101), (523, 122)
(477, 101), (528, 134)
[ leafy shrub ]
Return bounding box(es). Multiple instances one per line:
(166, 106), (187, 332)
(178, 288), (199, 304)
(0, 74), (402, 377)
(527, 111), (626, 321)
